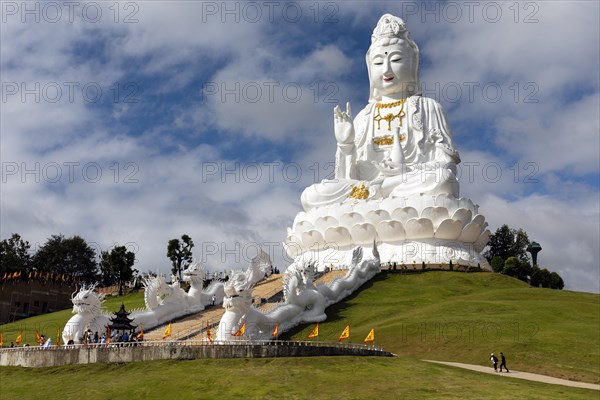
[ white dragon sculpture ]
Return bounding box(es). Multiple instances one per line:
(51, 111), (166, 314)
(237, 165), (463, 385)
(63, 264), (227, 343)
(62, 285), (112, 344)
(216, 243), (380, 341)
(182, 261), (225, 312)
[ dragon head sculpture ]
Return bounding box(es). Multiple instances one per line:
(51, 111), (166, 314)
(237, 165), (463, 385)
(71, 285), (104, 315)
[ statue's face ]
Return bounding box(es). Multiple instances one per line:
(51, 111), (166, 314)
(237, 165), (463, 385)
(370, 40), (416, 97)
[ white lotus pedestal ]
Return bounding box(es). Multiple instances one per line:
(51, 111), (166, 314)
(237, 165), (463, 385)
(285, 193), (490, 269)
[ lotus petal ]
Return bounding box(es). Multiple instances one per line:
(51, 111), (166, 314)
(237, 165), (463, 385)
(293, 220), (314, 233)
(366, 209), (391, 225)
(391, 207), (418, 224)
(451, 208), (472, 225)
(350, 223), (377, 244)
(353, 199), (378, 215)
(473, 229), (491, 252)
(340, 212), (364, 228)
(472, 214), (486, 227)
(309, 207), (329, 223)
(313, 216), (339, 232)
(301, 230), (324, 249)
(285, 234), (304, 257)
(421, 207), (450, 227)
(434, 219), (463, 240)
(376, 220), (406, 241)
(458, 223), (481, 243)
(405, 218), (435, 239)
(324, 227), (352, 248)
(283, 240), (303, 258)
(458, 197), (475, 213)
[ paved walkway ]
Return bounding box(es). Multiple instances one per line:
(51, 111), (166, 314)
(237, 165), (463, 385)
(424, 360), (600, 391)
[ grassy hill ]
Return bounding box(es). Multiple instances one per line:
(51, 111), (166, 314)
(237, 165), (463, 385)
(0, 271), (598, 400)
(286, 271), (600, 383)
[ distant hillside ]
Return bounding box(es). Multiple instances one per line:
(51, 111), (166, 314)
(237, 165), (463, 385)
(287, 271), (600, 384)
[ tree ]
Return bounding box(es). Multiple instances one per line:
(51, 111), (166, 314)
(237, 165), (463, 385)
(167, 234), (194, 280)
(490, 256), (504, 273)
(484, 225), (530, 264)
(99, 246), (137, 296)
(0, 233), (32, 275)
(502, 256), (532, 283)
(33, 234), (98, 283)
(549, 272), (565, 290)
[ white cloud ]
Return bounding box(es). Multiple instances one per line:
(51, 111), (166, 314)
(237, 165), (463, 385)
(1, 1), (598, 294)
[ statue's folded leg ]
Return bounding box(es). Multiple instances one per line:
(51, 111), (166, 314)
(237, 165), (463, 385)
(385, 166), (459, 198)
(301, 179), (357, 211)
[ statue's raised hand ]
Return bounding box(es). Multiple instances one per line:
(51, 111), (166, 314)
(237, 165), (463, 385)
(334, 102), (354, 145)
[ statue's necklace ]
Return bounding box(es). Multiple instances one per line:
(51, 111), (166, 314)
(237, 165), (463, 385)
(374, 99), (406, 131)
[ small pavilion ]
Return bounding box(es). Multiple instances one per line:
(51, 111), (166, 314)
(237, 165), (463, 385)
(107, 304), (137, 341)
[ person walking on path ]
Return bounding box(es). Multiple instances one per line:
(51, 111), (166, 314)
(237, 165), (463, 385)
(490, 353), (498, 371)
(499, 352), (509, 372)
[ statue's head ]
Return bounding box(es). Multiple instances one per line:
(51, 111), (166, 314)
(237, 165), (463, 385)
(367, 14), (420, 102)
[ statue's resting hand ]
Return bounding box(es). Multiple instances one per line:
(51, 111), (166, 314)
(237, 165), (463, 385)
(334, 102), (354, 145)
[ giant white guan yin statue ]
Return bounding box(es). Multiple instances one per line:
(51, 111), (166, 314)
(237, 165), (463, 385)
(286, 14), (490, 269)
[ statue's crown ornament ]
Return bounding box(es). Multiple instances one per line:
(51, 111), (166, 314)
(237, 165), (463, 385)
(372, 14), (407, 42)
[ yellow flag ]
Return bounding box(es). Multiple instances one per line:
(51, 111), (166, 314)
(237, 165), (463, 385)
(232, 321), (246, 337)
(36, 329), (43, 345)
(338, 324), (350, 341)
(364, 328), (375, 343)
(163, 323), (172, 339)
(15, 332), (22, 345)
(136, 324), (144, 340)
(272, 322), (279, 338)
(57, 328), (61, 347)
(206, 322), (213, 343)
(307, 323), (319, 338)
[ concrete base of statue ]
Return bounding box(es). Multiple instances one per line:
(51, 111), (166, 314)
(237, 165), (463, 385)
(285, 193), (490, 269)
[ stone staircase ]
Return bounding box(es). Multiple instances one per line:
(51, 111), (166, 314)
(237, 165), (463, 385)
(143, 270), (350, 342)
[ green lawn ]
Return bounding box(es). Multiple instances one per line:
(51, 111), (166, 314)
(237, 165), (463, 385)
(1, 271), (599, 400)
(286, 271), (600, 384)
(0, 357), (597, 400)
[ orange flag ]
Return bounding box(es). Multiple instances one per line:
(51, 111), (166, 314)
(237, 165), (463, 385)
(206, 322), (213, 343)
(364, 328), (375, 343)
(338, 325), (350, 341)
(163, 323), (172, 339)
(136, 324), (144, 341)
(107, 326), (111, 344)
(232, 321), (246, 337)
(15, 331), (22, 345)
(272, 322), (279, 338)
(307, 323), (319, 339)
(0, 333), (3, 347)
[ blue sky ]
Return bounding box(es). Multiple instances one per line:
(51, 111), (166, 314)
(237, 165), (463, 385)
(1, 1), (598, 292)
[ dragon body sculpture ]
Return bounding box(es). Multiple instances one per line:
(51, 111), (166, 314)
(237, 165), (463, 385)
(64, 263), (227, 342)
(182, 261), (225, 312)
(62, 285), (112, 344)
(216, 244), (380, 341)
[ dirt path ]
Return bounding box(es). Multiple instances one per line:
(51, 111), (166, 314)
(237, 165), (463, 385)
(424, 360), (600, 391)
